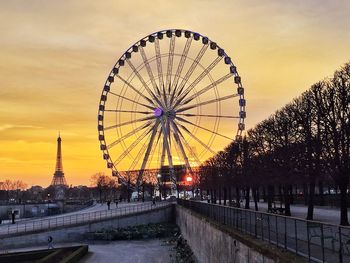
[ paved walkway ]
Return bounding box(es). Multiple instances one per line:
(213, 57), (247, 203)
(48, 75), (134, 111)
(3, 239), (175, 263)
(0, 201), (169, 237)
(249, 201), (350, 225)
(0, 201), (145, 225)
(81, 240), (174, 263)
(204, 200), (350, 225)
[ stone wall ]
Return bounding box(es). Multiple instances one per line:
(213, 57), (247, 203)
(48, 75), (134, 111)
(176, 205), (305, 263)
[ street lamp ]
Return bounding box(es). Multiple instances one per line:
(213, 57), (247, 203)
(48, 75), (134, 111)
(157, 174), (162, 200)
(47, 193), (50, 216)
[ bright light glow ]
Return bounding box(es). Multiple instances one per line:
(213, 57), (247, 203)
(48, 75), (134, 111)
(186, 176), (193, 182)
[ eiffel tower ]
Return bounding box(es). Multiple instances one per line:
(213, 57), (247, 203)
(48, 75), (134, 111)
(51, 133), (68, 186)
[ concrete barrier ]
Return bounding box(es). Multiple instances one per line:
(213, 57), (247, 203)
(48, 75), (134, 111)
(0, 205), (174, 249)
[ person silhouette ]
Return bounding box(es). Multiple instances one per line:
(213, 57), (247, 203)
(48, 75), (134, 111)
(11, 212), (15, 224)
(47, 236), (54, 249)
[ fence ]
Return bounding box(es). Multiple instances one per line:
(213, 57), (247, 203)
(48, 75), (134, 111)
(0, 202), (171, 238)
(177, 199), (350, 263)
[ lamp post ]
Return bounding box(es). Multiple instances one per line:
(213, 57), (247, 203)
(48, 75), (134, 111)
(47, 193), (50, 216)
(157, 174), (162, 201)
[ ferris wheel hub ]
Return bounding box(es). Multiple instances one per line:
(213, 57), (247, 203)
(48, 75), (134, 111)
(154, 107), (163, 117)
(166, 109), (176, 120)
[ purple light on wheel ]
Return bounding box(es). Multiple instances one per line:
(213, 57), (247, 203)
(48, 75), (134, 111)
(154, 107), (163, 117)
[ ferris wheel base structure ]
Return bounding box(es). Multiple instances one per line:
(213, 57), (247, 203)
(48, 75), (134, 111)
(97, 29), (246, 191)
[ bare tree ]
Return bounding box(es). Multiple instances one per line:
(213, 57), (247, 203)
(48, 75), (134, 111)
(90, 173), (117, 202)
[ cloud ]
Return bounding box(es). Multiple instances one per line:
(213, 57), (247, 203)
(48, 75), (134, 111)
(0, 124), (42, 132)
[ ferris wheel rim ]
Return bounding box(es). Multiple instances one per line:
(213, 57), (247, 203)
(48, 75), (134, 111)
(97, 29), (246, 185)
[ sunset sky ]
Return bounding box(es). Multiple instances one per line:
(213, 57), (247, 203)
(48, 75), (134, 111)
(0, 0), (349, 187)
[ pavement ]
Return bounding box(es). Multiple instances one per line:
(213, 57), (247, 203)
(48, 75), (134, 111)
(247, 201), (350, 225)
(0, 201), (147, 224)
(0, 201), (160, 236)
(81, 239), (174, 263)
(203, 200), (350, 225)
(2, 239), (175, 263)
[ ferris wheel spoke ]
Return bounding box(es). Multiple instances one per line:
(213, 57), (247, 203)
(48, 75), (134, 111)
(176, 73), (232, 108)
(175, 56), (222, 106)
(171, 44), (209, 106)
(177, 93), (239, 113)
(104, 109), (152, 114)
(176, 116), (233, 141)
(173, 121), (201, 165)
(115, 74), (156, 107)
(160, 119), (176, 190)
(162, 81), (168, 108)
(154, 38), (168, 107)
(125, 60), (164, 107)
(136, 120), (161, 187)
(166, 36), (176, 94)
(155, 39), (164, 90)
(113, 126), (153, 165)
(177, 113), (240, 119)
(104, 115), (155, 131)
(107, 120), (154, 149)
(174, 120), (216, 155)
(170, 38), (192, 95)
(108, 91), (155, 110)
(170, 120), (192, 174)
(160, 134), (166, 169)
(151, 127), (163, 170)
(139, 46), (161, 96)
(128, 136), (149, 171)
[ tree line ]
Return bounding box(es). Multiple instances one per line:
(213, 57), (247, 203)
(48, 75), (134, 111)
(199, 62), (350, 225)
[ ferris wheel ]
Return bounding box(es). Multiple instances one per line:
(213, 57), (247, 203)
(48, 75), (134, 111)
(98, 29), (246, 193)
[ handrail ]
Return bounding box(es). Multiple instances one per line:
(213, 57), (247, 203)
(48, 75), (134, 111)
(0, 201), (171, 238)
(178, 199), (350, 263)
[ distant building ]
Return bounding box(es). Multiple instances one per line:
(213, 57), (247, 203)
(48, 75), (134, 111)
(28, 185), (44, 195)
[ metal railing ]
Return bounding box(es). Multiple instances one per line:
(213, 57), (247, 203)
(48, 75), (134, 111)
(0, 202), (171, 238)
(177, 199), (350, 263)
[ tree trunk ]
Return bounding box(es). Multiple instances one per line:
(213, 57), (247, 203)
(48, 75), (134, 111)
(262, 187), (267, 202)
(142, 184), (145, 202)
(303, 183), (308, 205)
(319, 181), (325, 206)
(290, 185), (294, 205)
(307, 178), (315, 220)
(278, 185), (283, 207)
(253, 187), (258, 211)
(228, 187), (232, 206)
(245, 186), (250, 209)
(339, 181), (349, 226)
(284, 186), (291, 216)
(236, 187), (241, 208)
(267, 185), (274, 211)
(223, 188), (227, 206)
